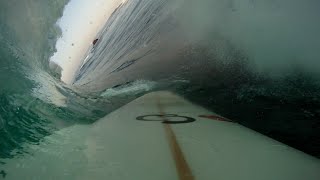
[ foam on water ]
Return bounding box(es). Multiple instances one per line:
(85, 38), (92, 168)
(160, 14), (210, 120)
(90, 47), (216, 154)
(73, 0), (320, 157)
(1, 0), (320, 173)
(100, 80), (157, 98)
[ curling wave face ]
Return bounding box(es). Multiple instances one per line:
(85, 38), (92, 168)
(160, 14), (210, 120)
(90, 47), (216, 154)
(0, 0), (141, 162)
(74, 0), (320, 157)
(0, 0), (320, 168)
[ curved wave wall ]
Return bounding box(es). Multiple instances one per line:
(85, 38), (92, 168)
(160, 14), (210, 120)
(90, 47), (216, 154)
(0, 0), (319, 169)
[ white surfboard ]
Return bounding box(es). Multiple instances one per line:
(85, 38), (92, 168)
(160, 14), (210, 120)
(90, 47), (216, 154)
(2, 91), (320, 180)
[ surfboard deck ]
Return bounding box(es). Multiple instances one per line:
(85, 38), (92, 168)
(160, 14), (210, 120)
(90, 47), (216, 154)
(2, 91), (320, 180)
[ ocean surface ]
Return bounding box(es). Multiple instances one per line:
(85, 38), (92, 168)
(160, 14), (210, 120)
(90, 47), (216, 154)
(1, 0), (320, 178)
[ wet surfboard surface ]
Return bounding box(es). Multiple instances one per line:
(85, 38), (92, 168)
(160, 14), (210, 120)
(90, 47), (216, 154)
(2, 91), (320, 180)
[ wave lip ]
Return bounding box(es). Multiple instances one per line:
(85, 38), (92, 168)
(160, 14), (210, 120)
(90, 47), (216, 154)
(100, 80), (157, 98)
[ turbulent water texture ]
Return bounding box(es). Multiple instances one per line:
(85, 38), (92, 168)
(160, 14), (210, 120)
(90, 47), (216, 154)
(0, 0), (66, 160)
(0, 0), (142, 164)
(74, 0), (320, 157)
(0, 0), (320, 174)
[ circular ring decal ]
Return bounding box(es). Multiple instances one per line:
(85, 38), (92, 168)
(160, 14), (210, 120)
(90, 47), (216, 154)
(136, 114), (196, 124)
